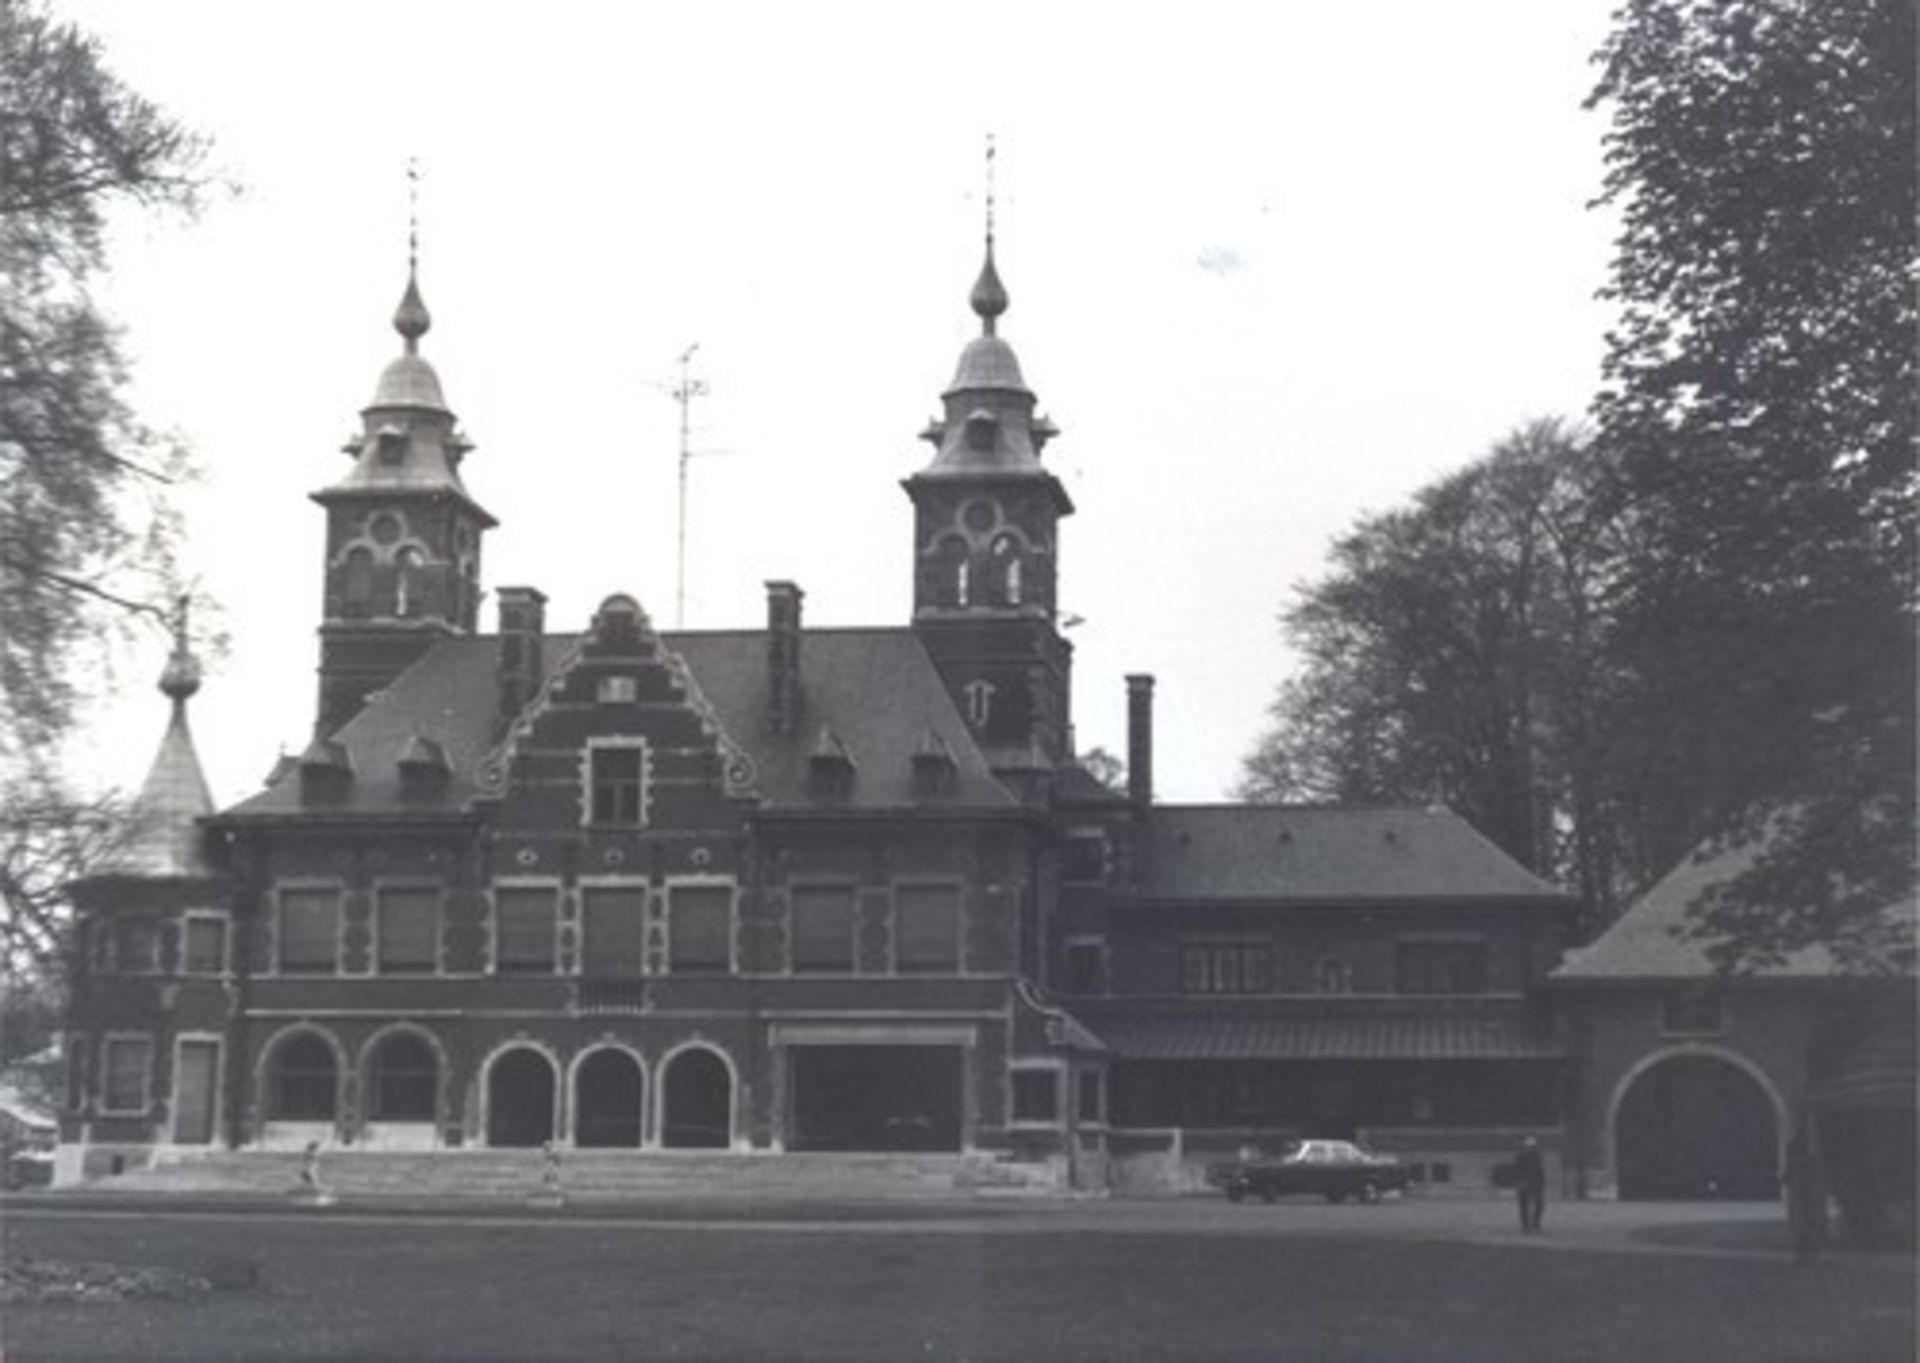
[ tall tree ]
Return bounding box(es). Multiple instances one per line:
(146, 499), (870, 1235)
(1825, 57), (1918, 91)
(0, 0), (206, 757)
(1588, 0), (1917, 966)
(0, 0), (210, 984)
(1240, 421), (1631, 925)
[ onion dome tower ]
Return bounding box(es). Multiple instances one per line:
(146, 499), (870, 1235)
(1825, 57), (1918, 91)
(310, 233), (496, 736)
(905, 213), (1074, 801)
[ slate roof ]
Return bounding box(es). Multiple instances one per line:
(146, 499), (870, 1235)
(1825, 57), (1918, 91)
(1550, 834), (1914, 981)
(1138, 805), (1571, 905)
(89, 701), (219, 879)
(1078, 1001), (1563, 1061)
(222, 626), (1017, 821)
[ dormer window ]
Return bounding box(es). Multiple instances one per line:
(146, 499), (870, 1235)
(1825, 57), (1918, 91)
(376, 425), (408, 464)
(587, 741), (648, 826)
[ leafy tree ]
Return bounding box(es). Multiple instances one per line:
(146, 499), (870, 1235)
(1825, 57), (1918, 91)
(1588, 0), (1917, 965)
(1240, 421), (1632, 925)
(0, 0), (207, 757)
(0, 0), (210, 986)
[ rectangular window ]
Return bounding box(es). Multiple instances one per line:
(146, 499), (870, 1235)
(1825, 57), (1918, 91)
(790, 885), (856, 973)
(1179, 941), (1273, 995)
(494, 887), (558, 974)
(1063, 938), (1106, 995)
(278, 889), (340, 974)
(378, 888), (440, 974)
(101, 1036), (152, 1112)
(1077, 1070), (1105, 1125)
(895, 884), (962, 974)
(182, 916), (227, 975)
(1394, 939), (1489, 995)
(1011, 1069), (1059, 1123)
(669, 885), (732, 973)
(581, 885), (646, 979)
(113, 917), (159, 974)
(589, 744), (646, 825)
(1062, 829), (1109, 885)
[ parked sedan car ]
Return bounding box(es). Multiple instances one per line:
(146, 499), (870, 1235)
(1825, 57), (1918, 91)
(1207, 1139), (1413, 1204)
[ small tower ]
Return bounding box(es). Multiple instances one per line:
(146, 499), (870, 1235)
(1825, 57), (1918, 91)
(63, 605), (229, 1169)
(310, 247), (496, 735)
(906, 221), (1074, 798)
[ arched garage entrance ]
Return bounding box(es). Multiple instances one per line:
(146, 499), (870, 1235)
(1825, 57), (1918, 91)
(574, 1048), (644, 1148)
(1615, 1053), (1779, 1199)
(486, 1047), (556, 1148)
(660, 1048), (731, 1148)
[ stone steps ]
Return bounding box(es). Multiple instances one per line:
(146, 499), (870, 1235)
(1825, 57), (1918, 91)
(95, 1149), (1057, 1201)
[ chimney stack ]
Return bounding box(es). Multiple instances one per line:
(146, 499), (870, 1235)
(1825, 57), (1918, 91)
(496, 587), (547, 730)
(766, 581), (804, 737)
(1125, 673), (1155, 809)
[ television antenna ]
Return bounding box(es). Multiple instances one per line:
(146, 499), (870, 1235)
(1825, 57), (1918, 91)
(669, 343), (708, 628)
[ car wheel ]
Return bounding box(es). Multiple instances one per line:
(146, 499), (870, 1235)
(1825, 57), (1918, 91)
(1360, 1181), (1380, 1205)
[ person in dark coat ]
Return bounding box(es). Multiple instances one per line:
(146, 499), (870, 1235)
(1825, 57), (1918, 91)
(1514, 1136), (1546, 1233)
(1782, 1124), (1825, 1264)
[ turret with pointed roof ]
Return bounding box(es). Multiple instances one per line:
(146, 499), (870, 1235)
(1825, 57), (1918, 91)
(83, 606), (219, 881)
(905, 220), (1075, 799)
(311, 255), (496, 737)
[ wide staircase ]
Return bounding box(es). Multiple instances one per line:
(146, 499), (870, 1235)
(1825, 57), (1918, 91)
(83, 1148), (1059, 1204)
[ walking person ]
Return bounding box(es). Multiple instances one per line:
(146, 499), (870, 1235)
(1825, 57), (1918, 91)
(1782, 1124), (1825, 1265)
(1514, 1136), (1546, 1234)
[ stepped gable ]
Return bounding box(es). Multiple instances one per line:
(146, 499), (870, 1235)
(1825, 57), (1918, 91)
(1140, 805), (1571, 905)
(224, 622), (1014, 819)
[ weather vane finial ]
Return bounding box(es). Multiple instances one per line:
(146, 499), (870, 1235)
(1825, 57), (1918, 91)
(394, 158), (432, 352)
(407, 157), (421, 278)
(984, 132), (997, 249)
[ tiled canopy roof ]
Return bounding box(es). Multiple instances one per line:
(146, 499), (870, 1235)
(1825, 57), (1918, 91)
(1140, 806), (1571, 905)
(90, 700), (218, 880)
(1079, 1002), (1562, 1062)
(222, 626), (1015, 820)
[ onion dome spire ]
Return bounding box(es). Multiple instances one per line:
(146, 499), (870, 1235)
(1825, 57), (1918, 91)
(970, 239), (1008, 336)
(392, 158), (432, 353)
(85, 597), (218, 880)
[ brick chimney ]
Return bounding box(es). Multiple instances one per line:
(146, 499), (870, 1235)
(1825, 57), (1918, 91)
(766, 581), (804, 737)
(1125, 673), (1154, 809)
(496, 587), (547, 730)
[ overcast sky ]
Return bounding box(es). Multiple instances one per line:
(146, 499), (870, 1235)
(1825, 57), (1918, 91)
(55, 0), (1621, 808)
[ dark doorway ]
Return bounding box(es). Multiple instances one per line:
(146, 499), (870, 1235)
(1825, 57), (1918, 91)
(661, 1048), (731, 1148)
(486, 1047), (556, 1148)
(574, 1048), (644, 1148)
(788, 1045), (963, 1152)
(1616, 1055), (1778, 1199)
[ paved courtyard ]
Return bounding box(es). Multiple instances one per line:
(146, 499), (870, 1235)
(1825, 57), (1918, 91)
(3, 1197), (1912, 1361)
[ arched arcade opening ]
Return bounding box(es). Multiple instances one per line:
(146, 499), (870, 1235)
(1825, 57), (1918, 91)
(660, 1048), (732, 1149)
(486, 1047), (557, 1148)
(574, 1048), (644, 1149)
(1614, 1053), (1780, 1200)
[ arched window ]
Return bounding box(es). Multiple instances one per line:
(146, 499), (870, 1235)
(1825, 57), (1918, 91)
(367, 1032), (437, 1121)
(989, 533), (1023, 606)
(393, 547), (425, 617)
(1316, 956), (1352, 995)
(269, 1033), (338, 1120)
(342, 548), (375, 616)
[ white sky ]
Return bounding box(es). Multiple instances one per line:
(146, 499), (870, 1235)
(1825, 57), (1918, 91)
(53, 0), (1620, 809)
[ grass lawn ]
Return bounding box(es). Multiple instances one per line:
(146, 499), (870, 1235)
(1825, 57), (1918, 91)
(4, 1206), (1912, 1362)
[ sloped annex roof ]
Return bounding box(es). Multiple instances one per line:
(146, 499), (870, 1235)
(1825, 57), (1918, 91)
(87, 691), (219, 881)
(1138, 805), (1571, 906)
(221, 626), (1017, 820)
(1551, 832), (1914, 982)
